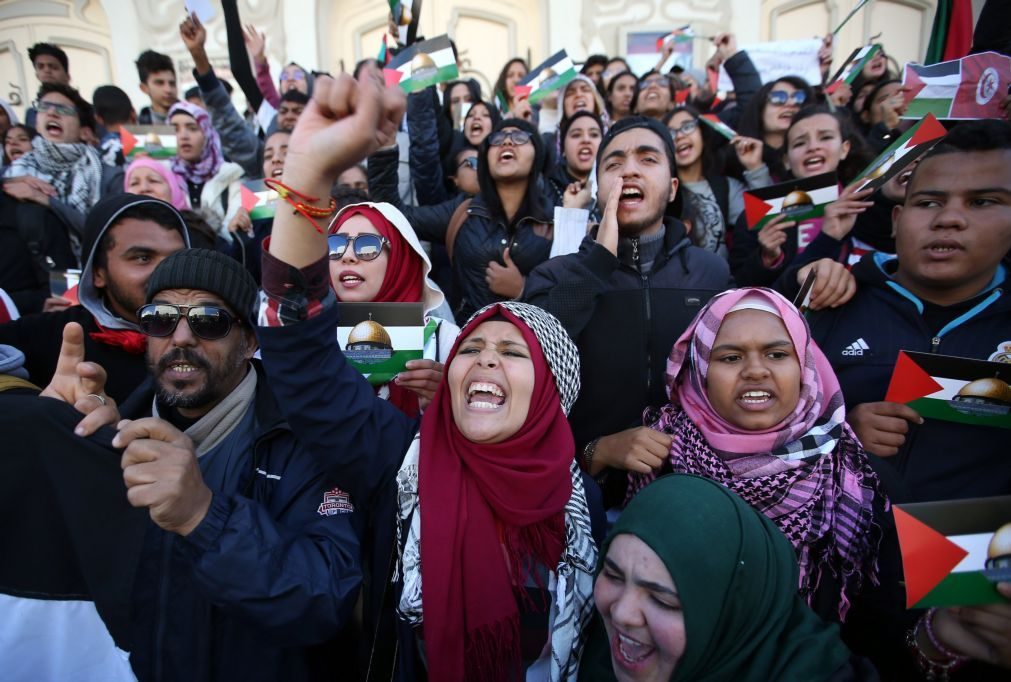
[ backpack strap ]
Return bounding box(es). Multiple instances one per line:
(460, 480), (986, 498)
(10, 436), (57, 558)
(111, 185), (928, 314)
(445, 198), (473, 263)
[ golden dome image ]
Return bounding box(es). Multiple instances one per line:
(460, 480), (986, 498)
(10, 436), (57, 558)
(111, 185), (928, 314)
(397, 6), (413, 25)
(781, 190), (814, 217)
(986, 522), (1011, 573)
(954, 377), (1011, 405)
(145, 132), (164, 150)
(410, 52), (437, 79)
(348, 319), (392, 348)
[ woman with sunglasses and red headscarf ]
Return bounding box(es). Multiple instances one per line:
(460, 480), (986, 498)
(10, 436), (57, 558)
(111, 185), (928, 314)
(326, 201), (459, 416)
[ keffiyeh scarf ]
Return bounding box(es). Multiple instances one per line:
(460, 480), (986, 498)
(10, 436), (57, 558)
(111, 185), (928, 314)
(6, 135), (103, 215)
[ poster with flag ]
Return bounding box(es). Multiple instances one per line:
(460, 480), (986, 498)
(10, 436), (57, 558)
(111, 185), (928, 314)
(901, 52), (1011, 120)
(337, 302), (427, 385)
(894, 496), (1011, 608)
(826, 44), (882, 93)
(120, 125), (177, 159)
(383, 35), (458, 94)
(517, 50), (577, 105)
(700, 114), (737, 140)
(885, 351), (1011, 429)
(852, 114), (947, 192)
(240, 180), (279, 221)
(743, 172), (838, 232)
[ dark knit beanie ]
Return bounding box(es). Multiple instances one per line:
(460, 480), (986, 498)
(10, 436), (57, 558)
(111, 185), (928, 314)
(146, 249), (258, 320)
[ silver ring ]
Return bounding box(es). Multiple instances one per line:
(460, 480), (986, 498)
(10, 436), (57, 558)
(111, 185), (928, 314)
(88, 393), (107, 406)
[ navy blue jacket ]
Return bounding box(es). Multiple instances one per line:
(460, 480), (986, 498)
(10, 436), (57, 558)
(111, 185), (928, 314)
(809, 253), (1011, 502)
(120, 363), (361, 681)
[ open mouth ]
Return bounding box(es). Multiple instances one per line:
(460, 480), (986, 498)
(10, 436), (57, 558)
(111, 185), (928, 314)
(577, 146), (594, 162)
(467, 381), (506, 409)
(499, 149), (516, 162)
(675, 141), (693, 156)
(778, 110), (795, 123)
(802, 155), (826, 172)
(339, 271), (365, 287)
(611, 631), (655, 669)
(573, 98), (589, 111)
(926, 240), (963, 257)
(271, 167), (284, 178)
(737, 389), (775, 410)
(619, 184), (644, 207)
(469, 121), (484, 134)
(162, 359), (206, 382)
(45, 121), (64, 136)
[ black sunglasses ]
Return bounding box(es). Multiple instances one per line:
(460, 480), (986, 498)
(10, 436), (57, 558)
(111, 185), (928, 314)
(327, 233), (389, 261)
(137, 303), (239, 340)
(488, 129), (532, 146)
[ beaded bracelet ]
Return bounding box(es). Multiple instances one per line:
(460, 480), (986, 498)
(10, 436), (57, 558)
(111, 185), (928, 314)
(906, 611), (968, 681)
(925, 608), (970, 666)
(264, 178), (336, 234)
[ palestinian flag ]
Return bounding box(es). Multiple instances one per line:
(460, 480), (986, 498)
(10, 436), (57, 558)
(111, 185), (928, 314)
(656, 25), (695, 50)
(0, 396), (149, 680)
(853, 114), (947, 192)
(743, 172), (838, 231)
(894, 496), (1011, 608)
(384, 35), (458, 94)
(827, 44), (882, 92)
(902, 52), (1011, 120)
(518, 50), (577, 105)
(338, 302), (427, 386)
(925, 0), (974, 64)
(120, 125), (177, 159)
(700, 114), (736, 140)
(885, 351), (1011, 429)
(240, 179), (279, 221)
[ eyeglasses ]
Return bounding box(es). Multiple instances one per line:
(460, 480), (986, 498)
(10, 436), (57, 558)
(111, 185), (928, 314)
(327, 233), (389, 261)
(488, 129), (532, 146)
(668, 119), (699, 137)
(457, 156), (478, 170)
(137, 303), (239, 340)
(35, 99), (78, 117)
(279, 71), (306, 82)
(641, 76), (670, 89)
(767, 90), (807, 106)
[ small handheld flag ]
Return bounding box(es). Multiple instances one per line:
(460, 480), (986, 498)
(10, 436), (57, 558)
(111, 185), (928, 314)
(827, 44), (882, 91)
(518, 50), (578, 105)
(240, 179), (279, 221)
(743, 172), (839, 231)
(852, 113), (947, 191)
(338, 302), (426, 385)
(895, 496), (1011, 608)
(120, 125), (177, 159)
(383, 35), (458, 94)
(700, 114), (737, 140)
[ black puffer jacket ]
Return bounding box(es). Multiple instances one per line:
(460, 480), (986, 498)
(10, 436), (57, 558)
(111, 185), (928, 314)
(368, 146), (553, 321)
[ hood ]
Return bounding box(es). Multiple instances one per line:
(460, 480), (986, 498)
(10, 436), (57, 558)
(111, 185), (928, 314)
(555, 74), (608, 124)
(0, 344), (28, 379)
(330, 201), (445, 315)
(854, 252), (1008, 312)
(79, 194), (191, 330)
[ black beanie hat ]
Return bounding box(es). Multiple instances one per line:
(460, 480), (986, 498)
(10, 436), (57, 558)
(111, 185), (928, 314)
(146, 249), (258, 321)
(595, 115), (684, 218)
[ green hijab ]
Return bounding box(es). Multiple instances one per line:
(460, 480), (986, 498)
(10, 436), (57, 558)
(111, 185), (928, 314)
(580, 474), (852, 682)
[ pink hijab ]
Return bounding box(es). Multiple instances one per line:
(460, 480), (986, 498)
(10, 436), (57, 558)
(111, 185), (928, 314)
(124, 157), (190, 211)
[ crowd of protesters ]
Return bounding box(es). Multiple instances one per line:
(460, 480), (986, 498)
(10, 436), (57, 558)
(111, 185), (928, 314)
(2, 2), (1011, 681)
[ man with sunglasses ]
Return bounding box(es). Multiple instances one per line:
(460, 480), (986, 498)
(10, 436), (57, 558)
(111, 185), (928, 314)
(0, 194), (188, 401)
(100, 247), (362, 680)
(524, 116), (731, 507)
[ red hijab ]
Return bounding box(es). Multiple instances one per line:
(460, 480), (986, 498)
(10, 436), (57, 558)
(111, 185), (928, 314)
(330, 204), (425, 415)
(418, 305), (574, 682)
(329, 204), (424, 303)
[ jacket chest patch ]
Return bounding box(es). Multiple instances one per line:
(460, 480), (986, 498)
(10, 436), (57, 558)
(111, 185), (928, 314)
(317, 487), (354, 515)
(989, 342), (1011, 363)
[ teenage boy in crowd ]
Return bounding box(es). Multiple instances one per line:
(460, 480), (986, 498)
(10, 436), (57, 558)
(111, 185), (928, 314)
(522, 116), (729, 501)
(809, 120), (1011, 502)
(0, 194), (188, 401)
(136, 50), (178, 125)
(92, 85), (137, 166)
(25, 43), (71, 128)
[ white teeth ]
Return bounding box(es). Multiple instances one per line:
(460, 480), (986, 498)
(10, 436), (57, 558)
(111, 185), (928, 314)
(468, 382), (504, 397)
(468, 401), (502, 410)
(171, 364), (198, 373)
(617, 633), (653, 663)
(340, 275), (363, 282)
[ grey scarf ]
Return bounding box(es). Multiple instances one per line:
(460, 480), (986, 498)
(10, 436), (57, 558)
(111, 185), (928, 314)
(153, 367), (257, 456)
(6, 136), (103, 215)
